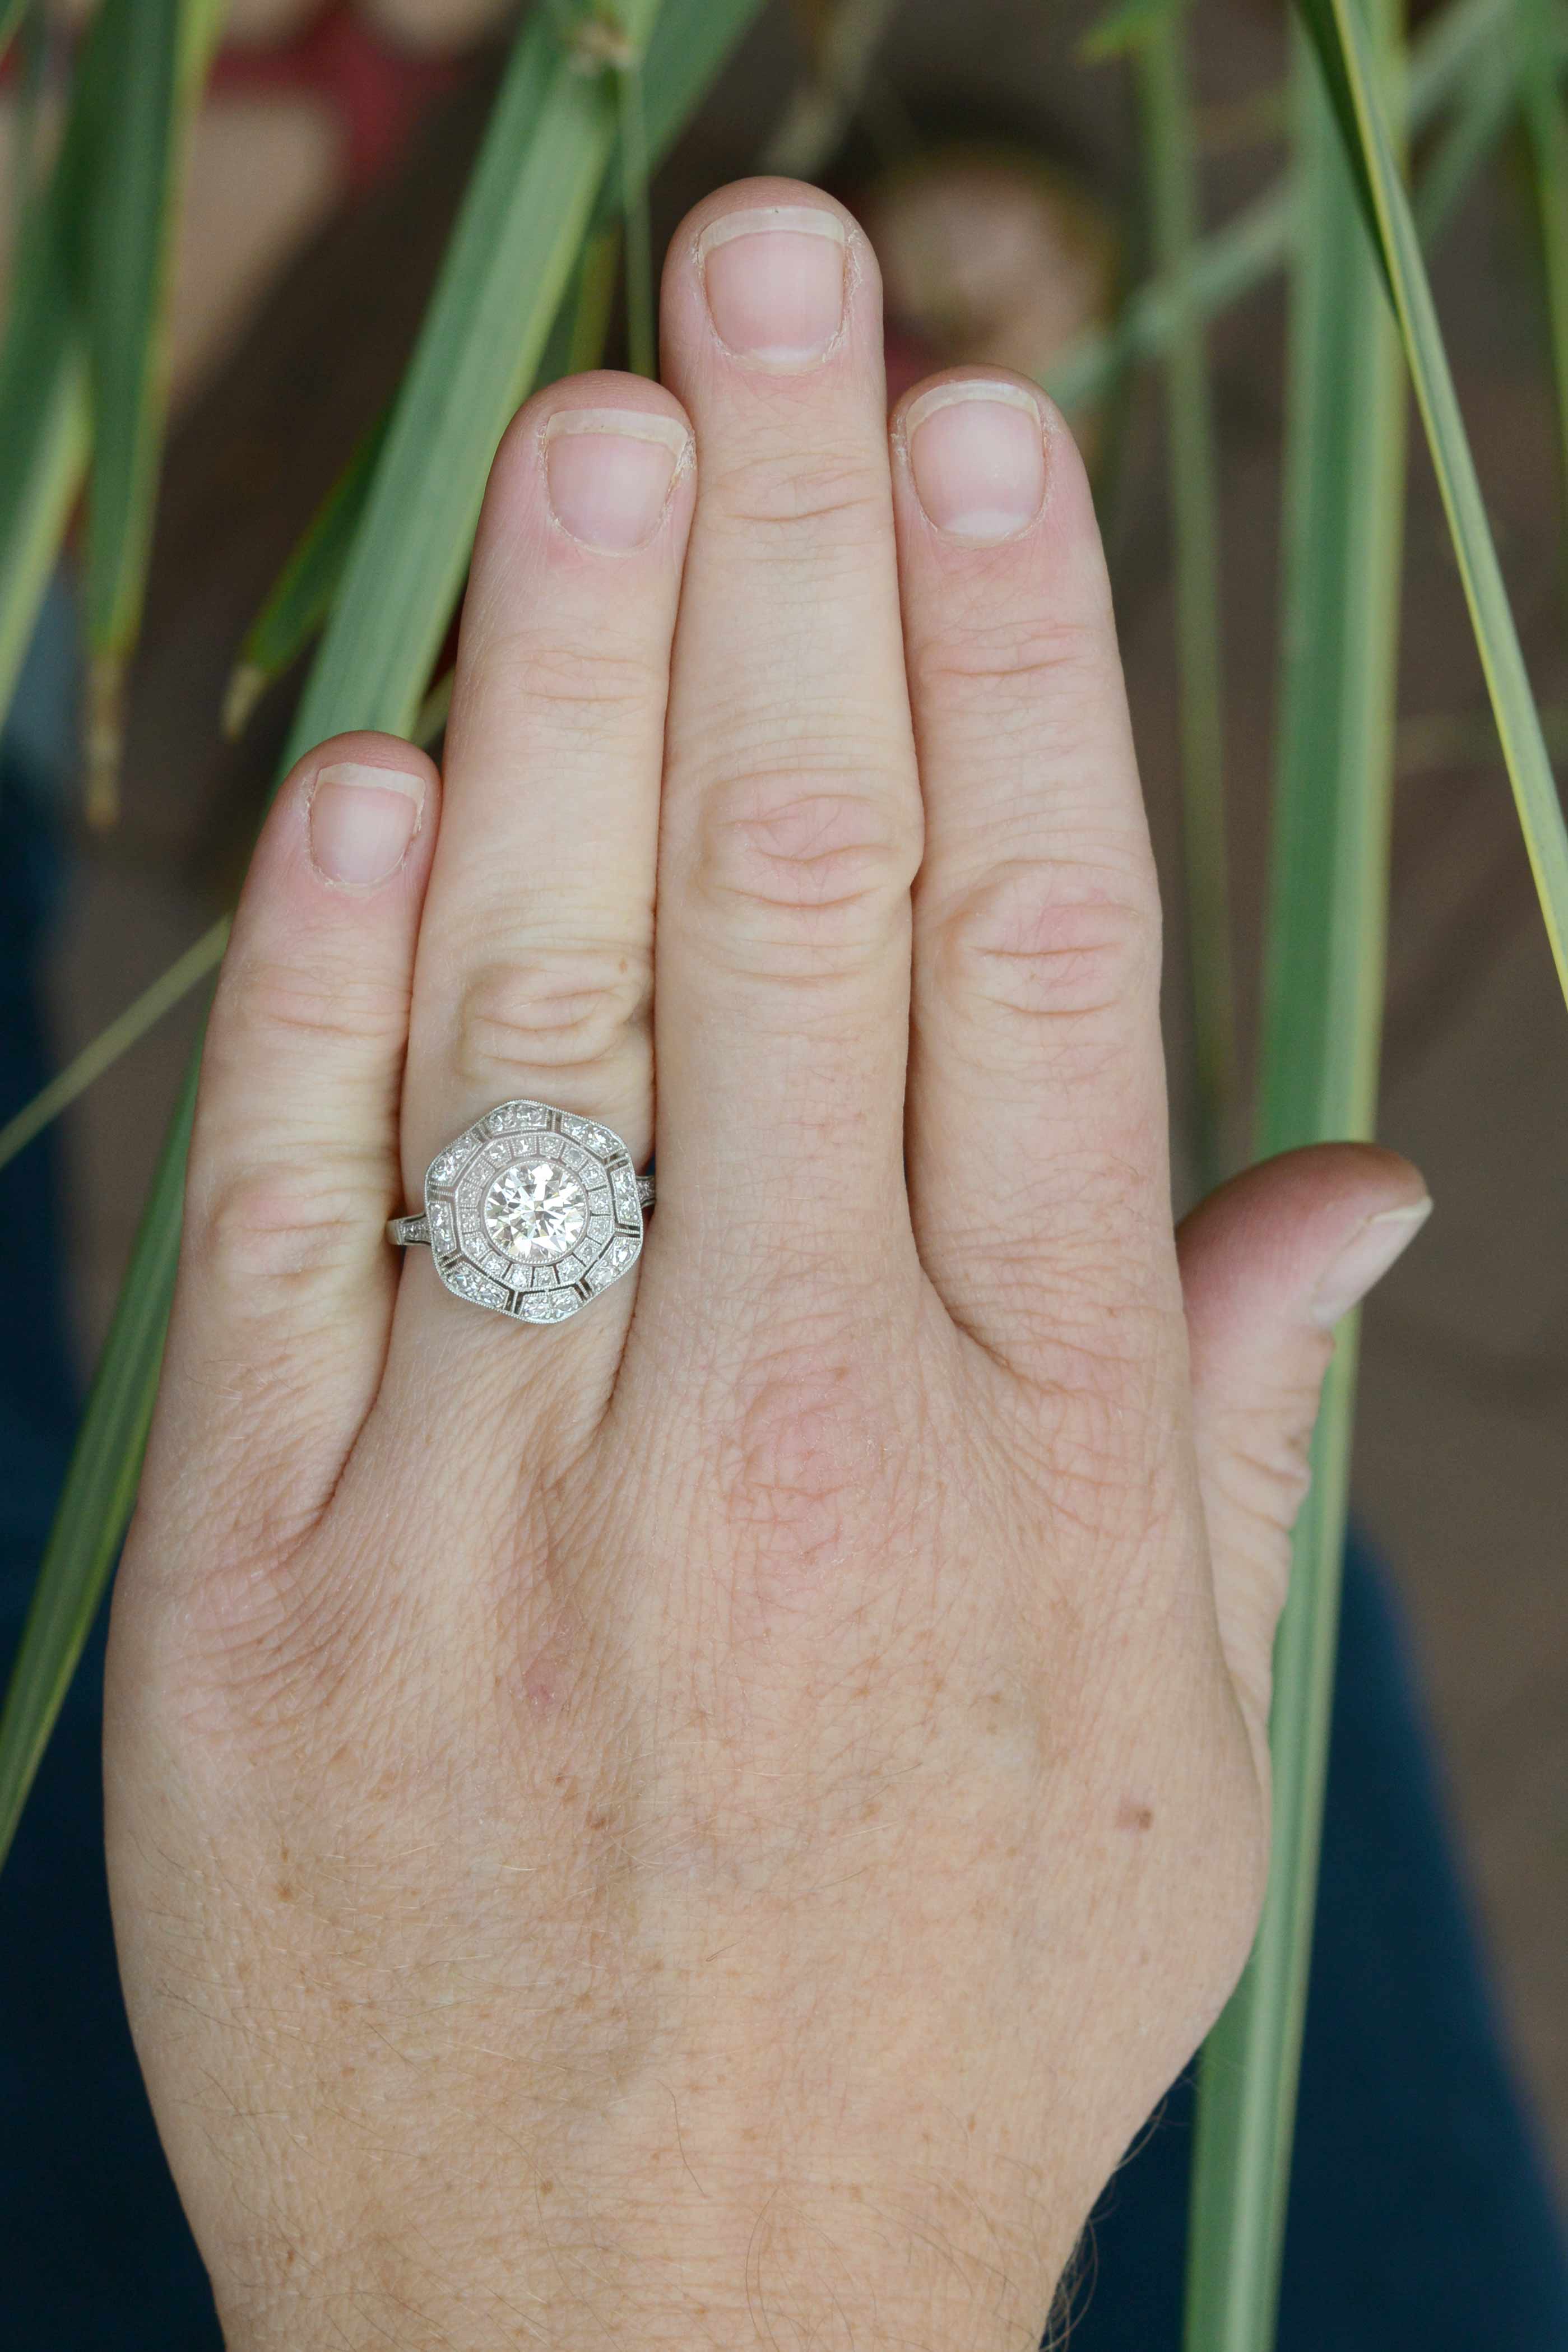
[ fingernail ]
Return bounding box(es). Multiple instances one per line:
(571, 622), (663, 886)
(544, 409), (688, 552)
(905, 381), (1047, 543)
(308, 762), (424, 888)
(1310, 1197), (1433, 1328)
(698, 205), (847, 369)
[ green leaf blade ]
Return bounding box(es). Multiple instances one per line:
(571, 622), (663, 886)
(1135, 0), (1240, 1189)
(224, 418), (390, 739)
(1186, 9), (1407, 2342)
(0, 36), (100, 732)
(1309, 0), (1568, 1000)
(77, 0), (224, 820)
(1045, 0), (1507, 419)
(1516, 0), (1568, 530)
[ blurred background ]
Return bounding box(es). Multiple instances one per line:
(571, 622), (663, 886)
(1, 0), (1565, 2335)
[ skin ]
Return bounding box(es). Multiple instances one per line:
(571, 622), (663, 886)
(105, 179), (1429, 2352)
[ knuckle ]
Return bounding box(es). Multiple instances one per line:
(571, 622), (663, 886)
(1000, 1271), (1189, 1490)
(1204, 1343), (1333, 1539)
(931, 858), (1158, 1036)
(708, 440), (890, 546)
(912, 606), (1124, 715)
(475, 631), (667, 742)
(693, 764), (921, 941)
(225, 950), (410, 1056)
(717, 1335), (896, 1589)
(192, 1162), (369, 1294)
(454, 941), (649, 1091)
(919, 607), (1116, 703)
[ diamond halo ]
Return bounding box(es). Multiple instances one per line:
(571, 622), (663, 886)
(414, 1100), (646, 1323)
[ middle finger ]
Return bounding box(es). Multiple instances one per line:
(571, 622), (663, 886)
(646, 182), (924, 1333)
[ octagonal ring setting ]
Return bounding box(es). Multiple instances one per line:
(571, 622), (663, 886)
(387, 1100), (653, 1324)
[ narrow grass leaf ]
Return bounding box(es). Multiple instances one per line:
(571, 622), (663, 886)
(0, 0), (769, 1875)
(77, 0), (224, 823)
(1082, 0), (1179, 64)
(0, 1055), (199, 1862)
(1516, 0), (1568, 526)
(0, 0), (24, 67)
(1185, 13), (1407, 2344)
(619, 55), (657, 378)
(760, 0), (903, 178)
(1134, 0), (1240, 1187)
(567, 222), (624, 374)
(1413, 38), (1516, 245)
(1050, 0), (1507, 421)
(224, 418), (389, 740)
(0, 920), (229, 1176)
(7, 2), (47, 224)
(0, 41), (96, 733)
(1298, 0), (1568, 997)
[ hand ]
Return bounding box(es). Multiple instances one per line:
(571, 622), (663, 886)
(106, 177), (1429, 2351)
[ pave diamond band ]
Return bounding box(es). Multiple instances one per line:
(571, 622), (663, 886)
(387, 1100), (653, 1323)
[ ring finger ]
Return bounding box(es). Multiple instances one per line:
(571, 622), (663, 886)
(389, 371), (694, 1422)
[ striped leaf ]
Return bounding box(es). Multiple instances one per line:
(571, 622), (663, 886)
(1134, 0), (1239, 1188)
(0, 34), (95, 733)
(0, 0), (222, 780)
(1296, 0), (1568, 997)
(223, 418), (390, 741)
(1185, 8), (1407, 2343)
(1047, 0), (1510, 416)
(1516, 0), (1568, 525)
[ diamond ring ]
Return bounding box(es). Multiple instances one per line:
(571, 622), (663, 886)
(388, 1099), (653, 1323)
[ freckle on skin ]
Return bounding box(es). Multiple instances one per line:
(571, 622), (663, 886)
(1117, 1799), (1155, 1832)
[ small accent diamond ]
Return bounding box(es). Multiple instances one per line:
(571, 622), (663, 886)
(448, 1263), (507, 1309)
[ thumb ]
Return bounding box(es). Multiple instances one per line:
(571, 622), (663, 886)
(1179, 1144), (1431, 1745)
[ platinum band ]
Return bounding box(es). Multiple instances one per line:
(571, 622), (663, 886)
(387, 1170), (654, 1250)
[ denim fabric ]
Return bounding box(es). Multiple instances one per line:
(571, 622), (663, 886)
(1067, 1542), (1568, 2351)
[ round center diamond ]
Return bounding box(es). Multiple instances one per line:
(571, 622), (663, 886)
(482, 1157), (588, 1263)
